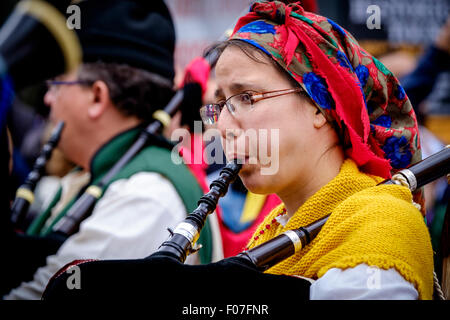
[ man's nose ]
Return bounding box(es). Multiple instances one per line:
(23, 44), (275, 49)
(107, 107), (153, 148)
(43, 89), (54, 107)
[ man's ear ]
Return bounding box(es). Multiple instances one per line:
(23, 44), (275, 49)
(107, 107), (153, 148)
(163, 110), (181, 139)
(313, 108), (328, 129)
(87, 81), (111, 120)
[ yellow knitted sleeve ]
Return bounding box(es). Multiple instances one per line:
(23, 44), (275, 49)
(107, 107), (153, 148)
(309, 185), (434, 300)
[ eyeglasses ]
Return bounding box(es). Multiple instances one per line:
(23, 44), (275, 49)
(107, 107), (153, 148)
(45, 79), (93, 93)
(199, 87), (303, 125)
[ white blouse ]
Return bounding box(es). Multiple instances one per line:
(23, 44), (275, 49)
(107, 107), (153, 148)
(309, 264), (419, 300)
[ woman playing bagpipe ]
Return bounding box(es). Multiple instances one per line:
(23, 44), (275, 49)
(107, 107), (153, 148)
(43, 1), (449, 302)
(205, 0), (432, 299)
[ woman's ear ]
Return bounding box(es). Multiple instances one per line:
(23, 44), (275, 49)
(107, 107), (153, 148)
(313, 108), (328, 129)
(87, 80), (111, 120)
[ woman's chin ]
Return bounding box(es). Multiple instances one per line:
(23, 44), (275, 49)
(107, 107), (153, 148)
(239, 170), (274, 195)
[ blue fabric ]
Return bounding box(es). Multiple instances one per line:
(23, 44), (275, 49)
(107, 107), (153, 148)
(337, 51), (352, 70)
(237, 20), (276, 34)
(327, 18), (346, 39)
(240, 39), (272, 57)
(0, 74), (14, 131)
(373, 115), (392, 128)
(355, 65), (369, 88)
(303, 72), (335, 110)
(382, 136), (412, 169)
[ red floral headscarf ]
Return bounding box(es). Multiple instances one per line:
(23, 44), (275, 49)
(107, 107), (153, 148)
(229, 1), (424, 212)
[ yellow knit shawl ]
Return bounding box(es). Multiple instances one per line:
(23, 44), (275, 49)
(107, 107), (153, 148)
(247, 159), (434, 299)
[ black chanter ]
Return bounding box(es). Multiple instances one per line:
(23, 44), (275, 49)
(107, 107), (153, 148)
(10, 121), (64, 230)
(157, 159), (242, 262)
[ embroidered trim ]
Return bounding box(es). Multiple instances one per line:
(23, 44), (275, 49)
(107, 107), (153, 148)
(245, 207), (287, 250)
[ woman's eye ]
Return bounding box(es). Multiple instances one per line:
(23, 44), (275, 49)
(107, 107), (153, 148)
(239, 93), (252, 104)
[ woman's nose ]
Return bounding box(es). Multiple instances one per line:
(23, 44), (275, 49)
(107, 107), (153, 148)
(217, 107), (241, 140)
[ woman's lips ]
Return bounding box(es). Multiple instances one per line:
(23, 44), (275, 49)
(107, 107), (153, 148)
(227, 154), (247, 161)
(227, 155), (258, 166)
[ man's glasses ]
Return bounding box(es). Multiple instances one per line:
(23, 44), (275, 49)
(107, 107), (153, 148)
(45, 79), (93, 93)
(199, 87), (303, 125)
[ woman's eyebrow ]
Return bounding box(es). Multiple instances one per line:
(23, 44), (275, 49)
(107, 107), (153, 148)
(214, 82), (265, 99)
(230, 82), (262, 92)
(214, 88), (224, 99)
(218, 82), (264, 98)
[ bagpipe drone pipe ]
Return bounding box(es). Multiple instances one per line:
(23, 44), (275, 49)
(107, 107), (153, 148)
(10, 121), (64, 230)
(42, 147), (450, 302)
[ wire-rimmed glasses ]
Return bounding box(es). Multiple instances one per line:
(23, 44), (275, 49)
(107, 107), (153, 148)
(199, 87), (303, 125)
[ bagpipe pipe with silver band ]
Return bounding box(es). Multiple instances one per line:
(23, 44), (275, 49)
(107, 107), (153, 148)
(41, 146), (450, 302)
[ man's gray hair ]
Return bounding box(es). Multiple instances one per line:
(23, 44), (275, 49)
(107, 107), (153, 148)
(77, 62), (174, 122)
